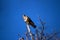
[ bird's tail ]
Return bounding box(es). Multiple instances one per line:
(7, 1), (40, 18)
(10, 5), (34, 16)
(32, 25), (36, 28)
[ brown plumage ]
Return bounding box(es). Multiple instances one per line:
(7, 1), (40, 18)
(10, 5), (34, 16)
(23, 15), (36, 28)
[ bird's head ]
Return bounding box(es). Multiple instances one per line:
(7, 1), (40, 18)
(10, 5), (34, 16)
(22, 14), (26, 19)
(22, 14), (28, 22)
(23, 14), (26, 16)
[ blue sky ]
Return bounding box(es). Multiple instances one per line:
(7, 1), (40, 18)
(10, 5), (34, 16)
(0, 0), (60, 40)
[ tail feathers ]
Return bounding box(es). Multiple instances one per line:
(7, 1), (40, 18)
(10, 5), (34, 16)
(32, 25), (36, 28)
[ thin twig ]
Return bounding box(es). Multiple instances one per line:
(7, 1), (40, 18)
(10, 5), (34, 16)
(26, 24), (34, 40)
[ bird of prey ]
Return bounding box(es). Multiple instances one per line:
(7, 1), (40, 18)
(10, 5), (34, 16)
(23, 14), (36, 28)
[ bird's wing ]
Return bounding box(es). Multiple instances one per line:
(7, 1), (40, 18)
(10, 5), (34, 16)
(28, 17), (35, 25)
(28, 17), (36, 28)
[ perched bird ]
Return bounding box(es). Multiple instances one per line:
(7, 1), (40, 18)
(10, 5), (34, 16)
(23, 14), (36, 28)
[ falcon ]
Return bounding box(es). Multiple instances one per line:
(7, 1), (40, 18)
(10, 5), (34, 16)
(23, 14), (36, 28)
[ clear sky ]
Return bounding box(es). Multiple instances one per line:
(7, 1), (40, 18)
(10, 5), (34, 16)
(0, 0), (60, 40)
